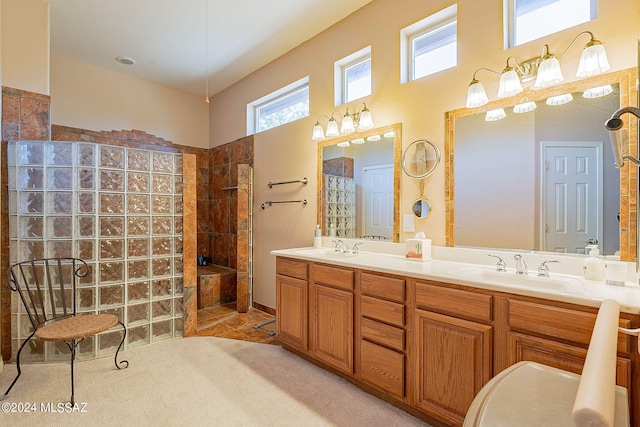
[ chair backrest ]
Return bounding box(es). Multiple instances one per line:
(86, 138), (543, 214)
(7, 258), (89, 330)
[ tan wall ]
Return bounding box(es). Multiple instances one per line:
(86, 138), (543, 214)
(51, 54), (209, 148)
(209, 0), (640, 309)
(1, 0), (49, 95)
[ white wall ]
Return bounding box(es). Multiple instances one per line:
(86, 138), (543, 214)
(51, 55), (209, 148)
(209, 0), (640, 309)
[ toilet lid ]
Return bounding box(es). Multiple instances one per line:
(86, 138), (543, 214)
(464, 361), (629, 427)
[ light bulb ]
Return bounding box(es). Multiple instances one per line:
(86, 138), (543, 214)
(312, 122), (325, 140)
(546, 93), (573, 106)
(466, 79), (489, 108)
(535, 56), (564, 88)
(497, 69), (523, 98)
(485, 108), (507, 122)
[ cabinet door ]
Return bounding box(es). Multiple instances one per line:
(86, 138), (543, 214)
(276, 274), (308, 351)
(310, 284), (353, 374)
(414, 309), (492, 427)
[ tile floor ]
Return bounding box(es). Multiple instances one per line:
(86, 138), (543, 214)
(196, 303), (276, 344)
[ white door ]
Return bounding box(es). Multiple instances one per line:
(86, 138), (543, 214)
(541, 142), (603, 253)
(363, 164), (394, 239)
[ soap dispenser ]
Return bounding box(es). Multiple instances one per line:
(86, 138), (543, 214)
(583, 245), (605, 281)
(314, 225), (322, 248)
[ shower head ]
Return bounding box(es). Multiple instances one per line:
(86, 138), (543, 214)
(604, 117), (623, 131)
(604, 107), (640, 168)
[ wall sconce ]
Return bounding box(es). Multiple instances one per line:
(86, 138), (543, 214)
(312, 103), (374, 140)
(605, 107), (640, 168)
(466, 30), (610, 109)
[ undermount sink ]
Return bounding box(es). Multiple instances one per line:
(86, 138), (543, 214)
(452, 268), (583, 292)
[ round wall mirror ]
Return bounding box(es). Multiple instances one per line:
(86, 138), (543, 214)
(402, 139), (441, 179)
(413, 198), (431, 218)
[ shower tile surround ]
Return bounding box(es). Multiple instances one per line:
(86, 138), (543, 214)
(7, 141), (186, 361)
(0, 86), (198, 361)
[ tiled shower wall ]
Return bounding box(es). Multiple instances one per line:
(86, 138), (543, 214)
(8, 141), (185, 361)
(1, 86), (197, 361)
(205, 136), (253, 268)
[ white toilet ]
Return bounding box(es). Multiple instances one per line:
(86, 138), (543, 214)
(464, 299), (631, 427)
(463, 361), (629, 427)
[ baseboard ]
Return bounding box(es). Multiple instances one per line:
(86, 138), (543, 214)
(252, 301), (276, 316)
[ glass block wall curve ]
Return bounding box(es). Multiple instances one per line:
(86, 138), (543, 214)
(8, 141), (184, 362)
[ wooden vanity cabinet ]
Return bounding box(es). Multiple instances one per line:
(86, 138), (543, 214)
(413, 280), (493, 426)
(309, 263), (355, 375)
(275, 256), (640, 427)
(275, 258), (309, 351)
(358, 272), (407, 399)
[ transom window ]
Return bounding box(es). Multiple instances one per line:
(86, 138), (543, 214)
(247, 77), (309, 134)
(507, 0), (597, 47)
(401, 4), (458, 84)
(334, 46), (372, 106)
(344, 58), (371, 103)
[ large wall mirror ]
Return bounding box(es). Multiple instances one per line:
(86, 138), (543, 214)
(445, 68), (638, 261)
(317, 123), (401, 242)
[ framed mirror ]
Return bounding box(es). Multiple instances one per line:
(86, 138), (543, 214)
(317, 123), (401, 241)
(445, 68), (638, 261)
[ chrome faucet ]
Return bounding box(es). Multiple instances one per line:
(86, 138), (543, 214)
(514, 254), (528, 275)
(332, 239), (349, 253)
(537, 260), (560, 277)
(352, 243), (363, 254)
(488, 255), (506, 272)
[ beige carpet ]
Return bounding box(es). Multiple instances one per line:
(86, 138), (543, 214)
(0, 337), (431, 426)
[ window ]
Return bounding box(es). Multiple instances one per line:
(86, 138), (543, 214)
(247, 77), (309, 134)
(401, 4), (457, 84)
(507, 0), (597, 47)
(335, 46), (372, 106)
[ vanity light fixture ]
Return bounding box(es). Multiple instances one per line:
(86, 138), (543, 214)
(311, 103), (374, 140)
(546, 93), (573, 106)
(513, 101), (537, 114)
(383, 131), (395, 138)
(485, 108), (507, 122)
(498, 58), (524, 98)
(534, 45), (564, 88)
(351, 138), (365, 145)
(366, 134), (381, 141)
(583, 84), (613, 99)
(465, 30), (609, 109)
(336, 141), (350, 147)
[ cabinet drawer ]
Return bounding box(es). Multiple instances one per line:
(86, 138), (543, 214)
(313, 264), (354, 291)
(361, 273), (405, 303)
(361, 318), (405, 352)
(361, 295), (404, 327)
(509, 299), (632, 354)
(415, 281), (493, 323)
(276, 257), (308, 280)
(360, 340), (405, 398)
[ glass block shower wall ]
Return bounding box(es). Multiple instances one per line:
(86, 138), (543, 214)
(8, 141), (184, 362)
(323, 173), (356, 238)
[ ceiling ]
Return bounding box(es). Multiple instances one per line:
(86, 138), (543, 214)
(44, 0), (372, 97)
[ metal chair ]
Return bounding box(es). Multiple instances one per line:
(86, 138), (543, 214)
(2, 258), (128, 404)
